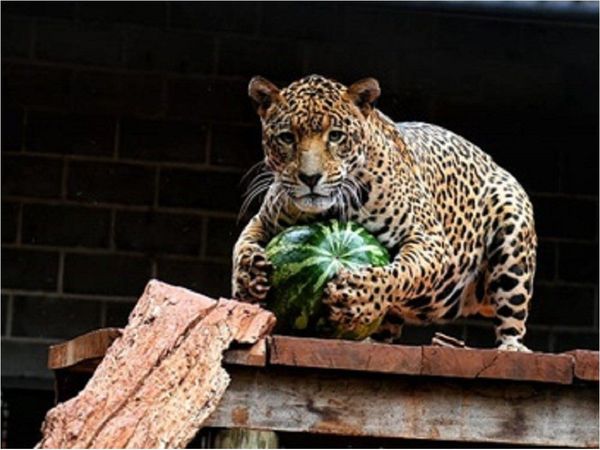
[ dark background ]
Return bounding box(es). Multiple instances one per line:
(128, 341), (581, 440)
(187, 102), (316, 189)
(1, 1), (598, 447)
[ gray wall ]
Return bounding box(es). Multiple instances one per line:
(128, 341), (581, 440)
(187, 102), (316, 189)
(2, 2), (598, 391)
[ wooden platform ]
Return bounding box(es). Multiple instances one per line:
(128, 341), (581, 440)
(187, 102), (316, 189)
(49, 329), (599, 448)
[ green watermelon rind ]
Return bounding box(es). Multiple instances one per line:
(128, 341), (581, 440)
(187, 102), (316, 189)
(265, 220), (390, 338)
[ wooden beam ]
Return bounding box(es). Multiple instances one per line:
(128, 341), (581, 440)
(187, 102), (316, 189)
(47, 329), (268, 373)
(224, 340), (268, 367)
(269, 336), (422, 375)
(48, 328), (122, 370)
(48, 331), (597, 385)
(567, 350), (599, 382)
(206, 366), (599, 448)
(269, 335), (576, 385)
(421, 345), (573, 384)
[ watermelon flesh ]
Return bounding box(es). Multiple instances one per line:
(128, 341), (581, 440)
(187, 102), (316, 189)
(265, 220), (390, 339)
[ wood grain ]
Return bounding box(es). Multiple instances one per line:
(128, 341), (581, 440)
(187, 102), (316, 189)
(206, 366), (599, 448)
(48, 328), (122, 370)
(421, 346), (574, 384)
(269, 335), (578, 385)
(48, 330), (597, 386)
(270, 335), (422, 375)
(566, 350), (599, 382)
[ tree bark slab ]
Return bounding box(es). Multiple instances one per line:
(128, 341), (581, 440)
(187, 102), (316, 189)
(37, 280), (275, 449)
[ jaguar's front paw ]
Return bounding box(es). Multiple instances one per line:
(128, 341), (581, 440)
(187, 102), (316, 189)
(232, 244), (272, 302)
(497, 338), (531, 352)
(323, 268), (387, 338)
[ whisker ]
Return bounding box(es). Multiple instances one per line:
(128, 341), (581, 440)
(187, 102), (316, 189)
(238, 179), (273, 221)
(239, 160), (267, 186)
(243, 178), (272, 196)
(243, 171), (273, 192)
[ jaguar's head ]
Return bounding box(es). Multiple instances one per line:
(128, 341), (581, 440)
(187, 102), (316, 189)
(248, 74), (380, 214)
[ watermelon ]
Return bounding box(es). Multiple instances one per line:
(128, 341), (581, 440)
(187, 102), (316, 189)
(265, 220), (390, 339)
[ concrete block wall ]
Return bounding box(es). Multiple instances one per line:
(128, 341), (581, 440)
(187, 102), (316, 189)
(1, 2), (598, 389)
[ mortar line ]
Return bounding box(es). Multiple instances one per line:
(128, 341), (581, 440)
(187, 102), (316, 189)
(15, 203), (23, 245)
(4, 295), (14, 338)
(1, 196), (239, 219)
(57, 251), (65, 294)
(61, 156), (69, 200)
(109, 208), (117, 251)
(153, 166), (161, 208)
(4, 149), (247, 174)
(113, 117), (121, 160)
(99, 300), (108, 328)
(0, 289), (137, 303)
(200, 216), (209, 258)
(20, 109), (28, 152)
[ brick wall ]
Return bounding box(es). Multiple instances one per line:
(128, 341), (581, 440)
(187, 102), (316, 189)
(2, 2), (598, 390)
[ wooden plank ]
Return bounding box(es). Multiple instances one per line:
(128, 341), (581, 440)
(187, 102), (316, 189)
(49, 331), (595, 385)
(48, 329), (267, 372)
(269, 336), (576, 385)
(421, 346), (574, 385)
(48, 328), (122, 370)
(270, 335), (422, 375)
(224, 339), (267, 367)
(566, 350), (599, 382)
(206, 366), (599, 448)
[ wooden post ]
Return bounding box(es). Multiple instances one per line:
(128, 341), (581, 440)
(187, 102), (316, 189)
(213, 429), (279, 449)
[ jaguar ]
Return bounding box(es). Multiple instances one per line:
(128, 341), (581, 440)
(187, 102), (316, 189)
(232, 74), (537, 351)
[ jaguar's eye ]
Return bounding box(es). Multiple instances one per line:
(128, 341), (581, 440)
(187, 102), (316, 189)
(328, 130), (346, 143)
(277, 132), (295, 145)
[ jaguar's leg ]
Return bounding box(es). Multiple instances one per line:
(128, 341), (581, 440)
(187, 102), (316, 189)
(486, 214), (536, 352)
(370, 314), (404, 344)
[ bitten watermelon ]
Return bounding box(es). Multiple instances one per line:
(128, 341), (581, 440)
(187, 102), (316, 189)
(265, 220), (390, 339)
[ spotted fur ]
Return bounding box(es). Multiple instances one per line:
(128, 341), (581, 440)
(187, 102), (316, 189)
(232, 75), (537, 351)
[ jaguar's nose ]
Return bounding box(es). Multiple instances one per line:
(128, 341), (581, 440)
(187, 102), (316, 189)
(298, 172), (323, 189)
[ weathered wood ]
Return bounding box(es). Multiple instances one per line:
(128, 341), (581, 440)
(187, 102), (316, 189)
(48, 330), (596, 387)
(421, 346), (574, 384)
(224, 339), (268, 367)
(48, 328), (122, 370)
(38, 280), (275, 449)
(270, 335), (422, 375)
(48, 329), (267, 373)
(206, 366), (599, 448)
(46, 325), (598, 448)
(566, 350), (599, 382)
(213, 429), (278, 449)
(270, 335), (576, 385)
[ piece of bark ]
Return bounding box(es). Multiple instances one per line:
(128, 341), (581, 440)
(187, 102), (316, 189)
(37, 280), (275, 449)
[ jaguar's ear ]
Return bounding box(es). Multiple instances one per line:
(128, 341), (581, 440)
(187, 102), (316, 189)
(346, 78), (381, 117)
(248, 76), (280, 117)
